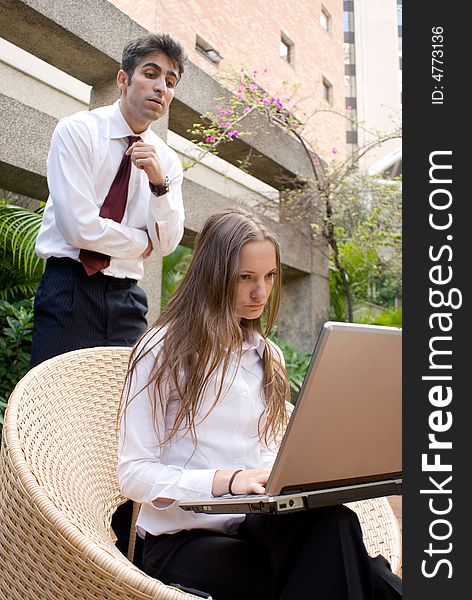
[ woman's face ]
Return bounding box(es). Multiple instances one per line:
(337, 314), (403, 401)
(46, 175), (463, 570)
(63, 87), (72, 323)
(234, 240), (277, 323)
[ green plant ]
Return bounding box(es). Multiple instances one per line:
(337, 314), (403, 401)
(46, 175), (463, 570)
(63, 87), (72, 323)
(356, 308), (402, 328)
(0, 201), (45, 302)
(0, 298), (34, 432)
(0, 398), (7, 432)
(161, 245), (192, 308)
(328, 225), (401, 323)
(269, 330), (311, 403)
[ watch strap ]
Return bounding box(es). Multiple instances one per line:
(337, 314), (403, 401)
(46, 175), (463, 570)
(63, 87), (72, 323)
(149, 176), (169, 197)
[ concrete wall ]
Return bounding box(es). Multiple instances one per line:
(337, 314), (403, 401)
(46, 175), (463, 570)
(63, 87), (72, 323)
(0, 0), (330, 351)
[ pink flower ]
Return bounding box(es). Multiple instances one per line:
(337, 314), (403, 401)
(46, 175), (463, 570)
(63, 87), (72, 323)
(226, 130), (239, 138)
(332, 147), (337, 154)
(218, 121), (231, 128)
(204, 134), (217, 143)
(346, 105), (352, 110)
(249, 84), (258, 91)
(243, 106), (251, 114)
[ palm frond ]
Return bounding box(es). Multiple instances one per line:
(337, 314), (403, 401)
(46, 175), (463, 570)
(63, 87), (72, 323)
(0, 254), (40, 303)
(0, 202), (45, 279)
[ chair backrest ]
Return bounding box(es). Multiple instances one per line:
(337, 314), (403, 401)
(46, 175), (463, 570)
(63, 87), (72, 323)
(0, 347), (194, 599)
(0, 346), (401, 600)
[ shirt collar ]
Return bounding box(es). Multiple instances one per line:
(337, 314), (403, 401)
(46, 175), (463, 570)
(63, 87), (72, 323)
(241, 329), (266, 359)
(110, 99), (152, 143)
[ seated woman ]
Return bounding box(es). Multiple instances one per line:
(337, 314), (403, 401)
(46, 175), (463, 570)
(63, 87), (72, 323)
(118, 206), (402, 600)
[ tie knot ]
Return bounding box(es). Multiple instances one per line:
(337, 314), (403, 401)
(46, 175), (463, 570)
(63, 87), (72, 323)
(127, 135), (141, 147)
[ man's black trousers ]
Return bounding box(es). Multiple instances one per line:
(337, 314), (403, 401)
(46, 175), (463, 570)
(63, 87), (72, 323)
(30, 256), (148, 367)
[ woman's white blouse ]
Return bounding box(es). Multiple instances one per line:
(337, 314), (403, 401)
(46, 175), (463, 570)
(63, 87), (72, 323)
(117, 328), (280, 537)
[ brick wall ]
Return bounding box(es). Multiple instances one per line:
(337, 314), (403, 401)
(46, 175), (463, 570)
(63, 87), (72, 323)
(111, 0), (346, 163)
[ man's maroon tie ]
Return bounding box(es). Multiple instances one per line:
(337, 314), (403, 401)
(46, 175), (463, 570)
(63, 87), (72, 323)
(79, 135), (141, 276)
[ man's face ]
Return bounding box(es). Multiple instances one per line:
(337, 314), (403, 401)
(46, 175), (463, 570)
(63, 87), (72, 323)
(117, 51), (179, 132)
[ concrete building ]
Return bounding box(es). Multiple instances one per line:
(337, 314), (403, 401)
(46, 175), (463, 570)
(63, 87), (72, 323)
(0, 0), (330, 351)
(343, 0), (402, 173)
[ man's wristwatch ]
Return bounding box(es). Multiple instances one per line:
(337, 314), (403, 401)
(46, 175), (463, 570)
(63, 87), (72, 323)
(149, 176), (169, 197)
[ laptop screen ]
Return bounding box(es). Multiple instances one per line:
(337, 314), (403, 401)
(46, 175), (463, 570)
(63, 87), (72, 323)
(267, 322), (402, 495)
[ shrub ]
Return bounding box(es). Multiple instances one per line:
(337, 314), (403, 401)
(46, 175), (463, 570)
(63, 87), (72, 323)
(269, 330), (311, 403)
(357, 308), (402, 328)
(0, 298), (34, 433)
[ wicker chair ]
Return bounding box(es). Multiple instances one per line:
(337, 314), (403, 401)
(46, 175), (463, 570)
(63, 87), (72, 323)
(0, 347), (401, 600)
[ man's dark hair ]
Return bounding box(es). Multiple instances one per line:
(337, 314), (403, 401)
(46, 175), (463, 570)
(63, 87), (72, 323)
(121, 33), (187, 82)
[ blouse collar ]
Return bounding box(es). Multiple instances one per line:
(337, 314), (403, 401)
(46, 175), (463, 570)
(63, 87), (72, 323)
(241, 328), (266, 359)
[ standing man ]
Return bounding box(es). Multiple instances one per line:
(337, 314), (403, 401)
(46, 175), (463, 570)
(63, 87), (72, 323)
(31, 33), (187, 367)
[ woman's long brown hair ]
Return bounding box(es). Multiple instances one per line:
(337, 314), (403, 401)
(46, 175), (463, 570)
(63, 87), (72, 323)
(121, 207), (291, 448)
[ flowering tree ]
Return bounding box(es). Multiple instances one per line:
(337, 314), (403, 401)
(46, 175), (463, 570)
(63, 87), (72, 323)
(325, 173), (401, 321)
(187, 69), (402, 322)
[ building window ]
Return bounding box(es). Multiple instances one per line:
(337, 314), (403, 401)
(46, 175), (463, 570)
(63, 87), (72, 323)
(280, 33), (293, 64)
(320, 7), (331, 31)
(345, 96), (357, 109)
(343, 10), (354, 32)
(345, 64), (356, 76)
(322, 78), (333, 104)
(346, 130), (358, 144)
(344, 75), (356, 97)
(344, 42), (355, 64)
(195, 36), (222, 65)
(344, 31), (355, 43)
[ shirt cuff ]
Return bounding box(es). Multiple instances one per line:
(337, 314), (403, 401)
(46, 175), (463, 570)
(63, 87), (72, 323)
(147, 192), (184, 256)
(149, 467), (218, 508)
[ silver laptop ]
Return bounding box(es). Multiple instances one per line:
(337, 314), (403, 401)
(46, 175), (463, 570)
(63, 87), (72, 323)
(179, 321), (402, 516)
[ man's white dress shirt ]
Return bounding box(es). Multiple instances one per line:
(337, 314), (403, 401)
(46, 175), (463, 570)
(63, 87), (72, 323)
(36, 100), (185, 280)
(118, 328), (280, 537)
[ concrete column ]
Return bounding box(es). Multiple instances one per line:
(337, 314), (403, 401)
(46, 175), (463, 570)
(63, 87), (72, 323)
(89, 79), (119, 109)
(278, 241), (329, 353)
